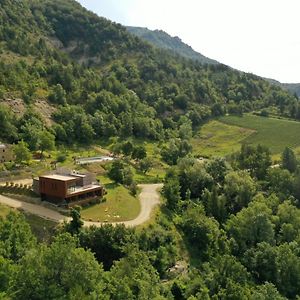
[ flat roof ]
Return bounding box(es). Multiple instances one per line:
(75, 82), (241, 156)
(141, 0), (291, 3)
(40, 174), (77, 181)
(71, 174), (86, 178)
(67, 184), (101, 196)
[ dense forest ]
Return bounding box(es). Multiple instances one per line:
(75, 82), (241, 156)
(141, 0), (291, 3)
(2, 145), (300, 299)
(0, 0), (299, 148)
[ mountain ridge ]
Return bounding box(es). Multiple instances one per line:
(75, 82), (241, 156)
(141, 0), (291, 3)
(127, 26), (218, 65)
(127, 26), (300, 96)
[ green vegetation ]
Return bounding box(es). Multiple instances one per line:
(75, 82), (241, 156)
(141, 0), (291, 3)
(2, 0), (300, 298)
(127, 26), (218, 65)
(0, 204), (56, 242)
(81, 183), (140, 222)
(191, 120), (254, 157)
(221, 114), (300, 153)
(0, 0), (298, 151)
(1, 145), (300, 298)
(0, 203), (14, 218)
(23, 213), (57, 242)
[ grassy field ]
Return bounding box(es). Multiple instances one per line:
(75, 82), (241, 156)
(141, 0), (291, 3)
(191, 120), (255, 157)
(81, 182), (140, 222)
(220, 114), (300, 154)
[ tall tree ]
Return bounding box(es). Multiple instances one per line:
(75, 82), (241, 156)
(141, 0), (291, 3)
(13, 140), (31, 164)
(281, 147), (297, 173)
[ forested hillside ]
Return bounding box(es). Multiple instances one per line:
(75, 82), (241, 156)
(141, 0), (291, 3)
(282, 83), (300, 97)
(0, 0), (299, 148)
(127, 26), (218, 65)
(2, 145), (300, 299)
(2, 1), (300, 299)
(128, 26), (300, 98)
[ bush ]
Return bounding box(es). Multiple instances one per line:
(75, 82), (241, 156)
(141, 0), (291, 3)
(56, 153), (67, 163)
(260, 109), (269, 117)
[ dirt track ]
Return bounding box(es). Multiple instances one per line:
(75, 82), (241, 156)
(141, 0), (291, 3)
(0, 184), (163, 227)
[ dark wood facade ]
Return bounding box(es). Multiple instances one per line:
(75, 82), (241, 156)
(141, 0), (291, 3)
(39, 174), (104, 207)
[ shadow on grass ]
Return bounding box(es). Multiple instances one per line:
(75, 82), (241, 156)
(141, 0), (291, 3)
(104, 182), (119, 190)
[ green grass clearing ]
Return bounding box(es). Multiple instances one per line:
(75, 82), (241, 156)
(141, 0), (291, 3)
(191, 120), (255, 158)
(220, 114), (300, 154)
(81, 183), (140, 222)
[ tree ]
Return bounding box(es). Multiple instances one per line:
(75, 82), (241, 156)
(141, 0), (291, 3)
(178, 161), (214, 199)
(266, 168), (294, 200)
(224, 170), (256, 214)
(0, 104), (18, 142)
(0, 212), (36, 261)
(108, 250), (161, 299)
(13, 140), (31, 164)
(108, 160), (133, 185)
(203, 255), (250, 298)
(203, 186), (227, 223)
(243, 242), (277, 284)
(161, 138), (192, 165)
(79, 224), (135, 270)
(275, 243), (300, 298)
(121, 141), (134, 156)
(108, 160), (125, 183)
(205, 157), (230, 184)
(39, 131), (55, 157)
(178, 118), (193, 140)
(48, 84), (67, 105)
(226, 201), (275, 255)
(13, 233), (106, 300)
(66, 206), (83, 235)
(237, 144), (272, 180)
(180, 205), (228, 259)
(139, 157), (153, 174)
(282, 147), (297, 173)
(163, 178), (181, 211)
(131, 145), (147, 160)
(0, 256), (14, 296)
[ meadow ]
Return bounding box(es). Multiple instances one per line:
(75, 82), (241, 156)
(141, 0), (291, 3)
(191, 120), (255, 158)
(220, 114), (300, 154)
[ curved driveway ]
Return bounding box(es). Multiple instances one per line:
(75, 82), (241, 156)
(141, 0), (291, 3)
(0, 183), (163, 227)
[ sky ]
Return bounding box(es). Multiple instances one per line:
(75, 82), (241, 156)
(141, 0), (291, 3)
(77, 0), (300, 83)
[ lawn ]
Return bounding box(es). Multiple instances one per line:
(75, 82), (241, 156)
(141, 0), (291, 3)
(81, 182), (140, 222)
(191, 120), (255, 157)
(220, 114), (300, 154)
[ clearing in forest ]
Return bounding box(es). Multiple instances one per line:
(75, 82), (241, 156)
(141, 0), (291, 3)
(221, 114), (300, 154)
(191, 120), (255, 157)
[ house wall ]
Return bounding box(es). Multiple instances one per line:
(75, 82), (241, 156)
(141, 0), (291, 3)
(39, 177), (68, 198)
(0, 145), (14, 163)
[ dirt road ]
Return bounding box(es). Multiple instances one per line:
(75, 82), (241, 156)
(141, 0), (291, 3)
(0, 194), (68, 222)
(0, 183), (163, 227)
